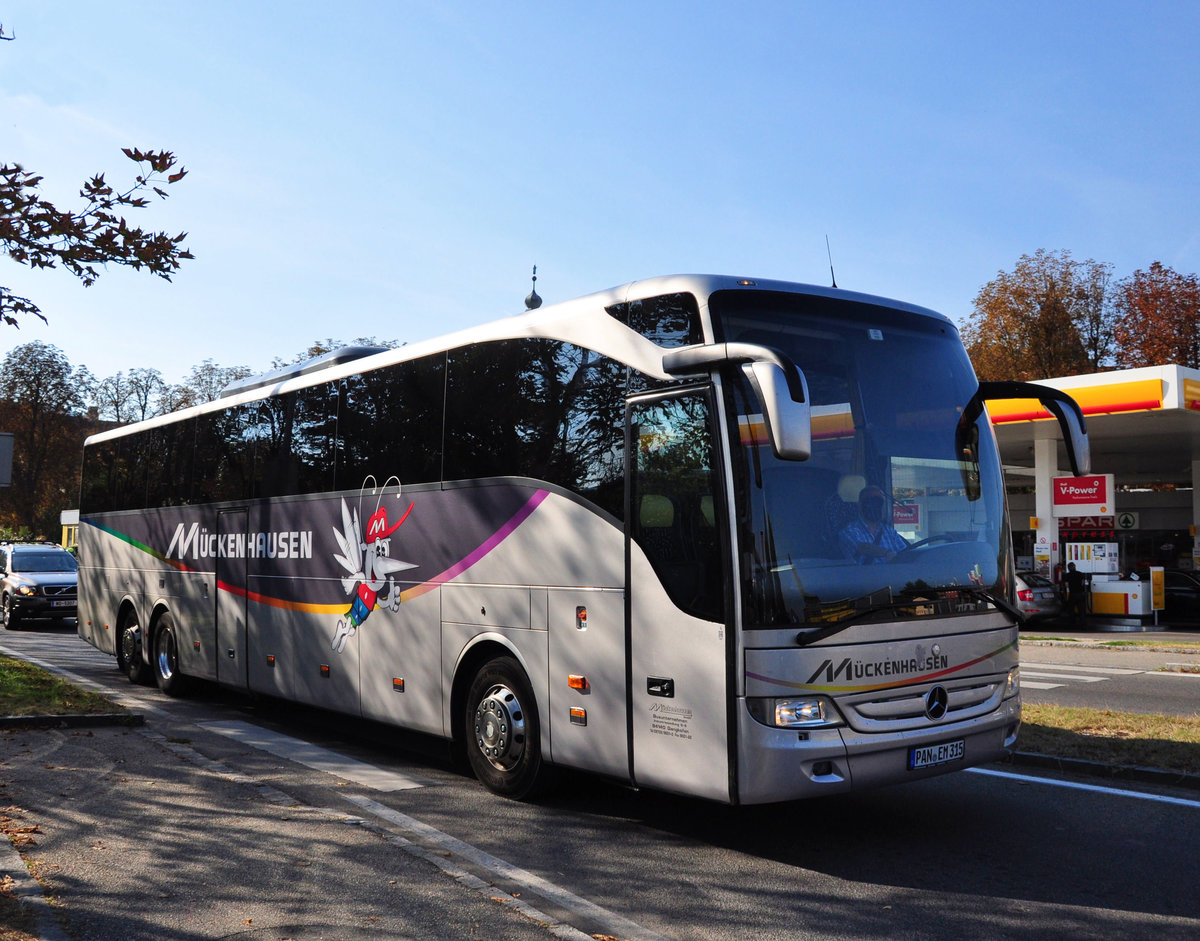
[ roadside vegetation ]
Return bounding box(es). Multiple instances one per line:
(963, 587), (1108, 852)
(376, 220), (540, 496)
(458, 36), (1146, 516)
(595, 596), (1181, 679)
(0, 655), (123, 716)
(1020, 703), (1200, 776)
(1024, 634), (1200, 652)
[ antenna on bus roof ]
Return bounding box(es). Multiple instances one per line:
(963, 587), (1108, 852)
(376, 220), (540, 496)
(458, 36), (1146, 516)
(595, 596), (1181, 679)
(825, 235), (838, 289)
(524, 265), (542, 310)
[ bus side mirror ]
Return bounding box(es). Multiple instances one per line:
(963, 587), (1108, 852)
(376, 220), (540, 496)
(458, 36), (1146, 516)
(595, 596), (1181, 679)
(742, 361), (812, 461)
(662, 342), (812, 462)
(964, 381), (1091, 477)
(1039, 395), (1091, 477)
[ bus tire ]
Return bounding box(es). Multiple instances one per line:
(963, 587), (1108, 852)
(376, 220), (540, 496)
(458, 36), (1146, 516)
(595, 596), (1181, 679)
(117, 609), (151, 685)
(464, 656), (549, 800)
(152, 612), (190, 697)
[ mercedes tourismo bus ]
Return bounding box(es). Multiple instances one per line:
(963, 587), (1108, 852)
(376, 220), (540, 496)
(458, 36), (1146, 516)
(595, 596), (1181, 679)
(77, 275), (1089, 803)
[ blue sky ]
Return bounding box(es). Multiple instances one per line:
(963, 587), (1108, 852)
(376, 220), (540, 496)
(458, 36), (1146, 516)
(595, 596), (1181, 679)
(2, 1), (1197, 386)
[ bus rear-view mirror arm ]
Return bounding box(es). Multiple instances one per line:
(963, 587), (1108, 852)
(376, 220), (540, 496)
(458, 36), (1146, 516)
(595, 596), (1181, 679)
(663, 342), (812, 461)
(959, 380), (1091, 477)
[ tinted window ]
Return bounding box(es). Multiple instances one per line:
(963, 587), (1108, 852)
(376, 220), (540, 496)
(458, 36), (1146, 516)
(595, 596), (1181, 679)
(606, 292), (703, 348)
(251, 383), (339, 498)
(193, 406), (254, 504)
(339, 356), (445, 489)
(80, 439), (124, 513)
(444, 339), (625, 518)
(143, 420), (196, 507)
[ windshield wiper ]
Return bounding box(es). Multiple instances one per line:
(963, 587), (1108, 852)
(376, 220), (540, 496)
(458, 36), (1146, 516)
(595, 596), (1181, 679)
(936, 584), (1023, 622)
(793, 584), (1019, 647)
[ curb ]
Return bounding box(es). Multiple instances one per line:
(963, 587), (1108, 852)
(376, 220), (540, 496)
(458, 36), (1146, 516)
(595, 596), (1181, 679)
(1020, 638), (1200, 656)
(1008, 749), (1200, 792)
(0, 712), (144, 730)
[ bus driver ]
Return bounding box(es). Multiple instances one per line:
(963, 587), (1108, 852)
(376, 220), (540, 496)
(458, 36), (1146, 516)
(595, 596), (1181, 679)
(839, 485), (908, 564)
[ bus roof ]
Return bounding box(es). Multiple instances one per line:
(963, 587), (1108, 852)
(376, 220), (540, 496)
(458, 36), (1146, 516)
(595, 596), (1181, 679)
(85, 274), (952, 446)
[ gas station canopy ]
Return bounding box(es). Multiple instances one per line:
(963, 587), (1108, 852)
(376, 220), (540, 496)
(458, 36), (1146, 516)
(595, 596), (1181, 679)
(989, 365), (1200, 489)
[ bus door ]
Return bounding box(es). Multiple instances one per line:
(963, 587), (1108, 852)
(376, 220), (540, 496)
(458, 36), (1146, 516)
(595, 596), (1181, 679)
(626, 389), (732, 802)
(216, 508), (249, 688)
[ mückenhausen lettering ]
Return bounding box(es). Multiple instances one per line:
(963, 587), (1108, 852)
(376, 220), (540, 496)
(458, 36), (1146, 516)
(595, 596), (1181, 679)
(806, 653), (950, 685)
(166, 523), (314, 561)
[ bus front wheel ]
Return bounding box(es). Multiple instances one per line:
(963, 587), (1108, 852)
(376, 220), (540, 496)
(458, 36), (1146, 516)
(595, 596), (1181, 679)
(464, 657), (548, 800)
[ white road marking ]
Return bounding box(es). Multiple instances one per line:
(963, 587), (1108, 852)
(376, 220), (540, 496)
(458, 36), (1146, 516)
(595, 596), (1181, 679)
(1021, 680), (1064, 690)
(1021, 671), (1107, 682)
(968, 767), (1200, 809)
(200, 720), (426, 791)
(345, 794), (673, 941)
(1021, 663), (1144, 675)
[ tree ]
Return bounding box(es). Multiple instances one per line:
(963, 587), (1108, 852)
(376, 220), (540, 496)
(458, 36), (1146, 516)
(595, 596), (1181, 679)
(92, 367), (168, 423)
(162, 359), (252, 411)
(0, 342), (94, 535)
(961, 249), (1116, 381)
(1, 148), (193, 327)
(1112, 262), (1200, 369)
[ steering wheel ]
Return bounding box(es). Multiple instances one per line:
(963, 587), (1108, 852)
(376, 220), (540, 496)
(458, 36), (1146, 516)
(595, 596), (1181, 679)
(892, 532), (959, 559)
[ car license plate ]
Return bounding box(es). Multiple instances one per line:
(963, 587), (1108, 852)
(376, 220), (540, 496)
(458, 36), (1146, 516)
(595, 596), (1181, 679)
(50, 600), (74, 608)
(908, 739), (965, 770)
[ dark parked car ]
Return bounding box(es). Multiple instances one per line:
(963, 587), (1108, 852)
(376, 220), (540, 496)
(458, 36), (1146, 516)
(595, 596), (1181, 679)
(0, 542), (78, 629)
(1015, 570), (1062, 623)
(1135, 568), (1200, 623)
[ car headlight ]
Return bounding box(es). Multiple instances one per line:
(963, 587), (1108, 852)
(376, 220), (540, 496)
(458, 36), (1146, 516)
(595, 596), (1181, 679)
(747, 696), (844, 728)
(16, 585), (37, 597)
(1004, 666), (1020, 700)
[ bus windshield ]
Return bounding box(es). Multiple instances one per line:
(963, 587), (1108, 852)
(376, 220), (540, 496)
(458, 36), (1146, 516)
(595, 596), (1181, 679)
(711, 290), (1011, 631)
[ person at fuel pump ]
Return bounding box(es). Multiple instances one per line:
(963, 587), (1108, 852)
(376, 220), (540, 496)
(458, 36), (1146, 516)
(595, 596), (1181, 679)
(840, 485), (908, 564)
(1064, 562), (1089, 625)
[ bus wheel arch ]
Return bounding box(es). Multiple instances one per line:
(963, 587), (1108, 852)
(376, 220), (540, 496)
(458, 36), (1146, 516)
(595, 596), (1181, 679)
(455, 643), (551, 800)
(150, 607), (190, 697)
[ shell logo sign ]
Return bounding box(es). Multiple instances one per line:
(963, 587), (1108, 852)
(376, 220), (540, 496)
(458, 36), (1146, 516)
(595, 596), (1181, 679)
(1052, 474), (1114, 517)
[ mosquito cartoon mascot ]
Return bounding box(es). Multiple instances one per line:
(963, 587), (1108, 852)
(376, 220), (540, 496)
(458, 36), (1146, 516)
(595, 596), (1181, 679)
(331, 478), (417, 653)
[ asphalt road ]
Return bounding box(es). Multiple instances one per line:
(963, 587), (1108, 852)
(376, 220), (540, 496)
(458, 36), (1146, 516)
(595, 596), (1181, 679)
(1019, 627), (1200, 716)
(2, 625), (1200, 941)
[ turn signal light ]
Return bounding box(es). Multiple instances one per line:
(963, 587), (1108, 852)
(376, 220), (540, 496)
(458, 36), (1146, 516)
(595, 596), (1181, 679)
(568, 674), (589, 691)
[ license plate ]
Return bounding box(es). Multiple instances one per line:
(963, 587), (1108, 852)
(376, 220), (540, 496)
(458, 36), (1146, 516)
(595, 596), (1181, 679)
(908, 739), (965, 770)
(50, 600), (74, 608)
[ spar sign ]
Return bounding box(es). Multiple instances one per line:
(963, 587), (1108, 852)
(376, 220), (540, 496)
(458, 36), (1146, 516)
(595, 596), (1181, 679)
(1052, 474), (1115, 517)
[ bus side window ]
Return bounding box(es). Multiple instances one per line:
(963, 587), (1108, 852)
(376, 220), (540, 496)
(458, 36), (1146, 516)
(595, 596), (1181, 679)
(630, 392), (724, 621)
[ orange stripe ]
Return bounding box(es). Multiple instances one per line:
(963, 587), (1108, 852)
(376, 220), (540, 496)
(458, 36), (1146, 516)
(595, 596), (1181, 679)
(988, 378), (1164, 423)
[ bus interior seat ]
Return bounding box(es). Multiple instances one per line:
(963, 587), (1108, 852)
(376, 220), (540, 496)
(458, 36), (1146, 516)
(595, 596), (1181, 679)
(637, 493), (706, 608)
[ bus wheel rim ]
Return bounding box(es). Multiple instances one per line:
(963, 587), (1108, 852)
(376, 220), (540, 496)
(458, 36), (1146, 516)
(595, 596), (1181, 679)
(473, 684), (526, 771)
(121, 626), (141, 664)
(156, 631), (175, 680)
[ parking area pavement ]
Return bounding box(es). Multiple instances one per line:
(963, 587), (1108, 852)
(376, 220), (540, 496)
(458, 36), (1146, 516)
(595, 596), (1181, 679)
(0, 717), (579, 941)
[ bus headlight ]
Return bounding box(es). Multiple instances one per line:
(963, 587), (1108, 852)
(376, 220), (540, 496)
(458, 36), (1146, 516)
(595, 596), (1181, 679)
(1004, 666), (1020, 700)
(747, 696), (844, 728)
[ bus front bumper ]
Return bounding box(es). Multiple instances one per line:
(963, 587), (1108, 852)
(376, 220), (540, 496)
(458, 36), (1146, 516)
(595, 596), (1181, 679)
(734, 697), (1021, 804)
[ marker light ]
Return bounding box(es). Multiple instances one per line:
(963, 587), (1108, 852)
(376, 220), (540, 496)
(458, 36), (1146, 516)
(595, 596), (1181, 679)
(1004, 666), (1020, 700)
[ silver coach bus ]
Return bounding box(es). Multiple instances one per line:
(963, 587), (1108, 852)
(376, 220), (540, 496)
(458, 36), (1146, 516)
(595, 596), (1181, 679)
(77, 275), (1088, 803)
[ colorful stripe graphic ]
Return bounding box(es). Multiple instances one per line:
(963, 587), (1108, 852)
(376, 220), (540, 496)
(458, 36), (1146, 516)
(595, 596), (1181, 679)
(747, 639), (1017, 694)
(85, 488), (551, 615)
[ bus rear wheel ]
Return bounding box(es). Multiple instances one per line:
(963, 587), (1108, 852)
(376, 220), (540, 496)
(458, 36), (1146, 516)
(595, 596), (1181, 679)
(116, 609), (151, 685)
(464, 657), (548, 800)
(153, 613), (190, 697)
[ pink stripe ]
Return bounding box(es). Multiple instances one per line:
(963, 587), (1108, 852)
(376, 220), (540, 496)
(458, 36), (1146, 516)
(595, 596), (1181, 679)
(400, 489), (550, 602)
